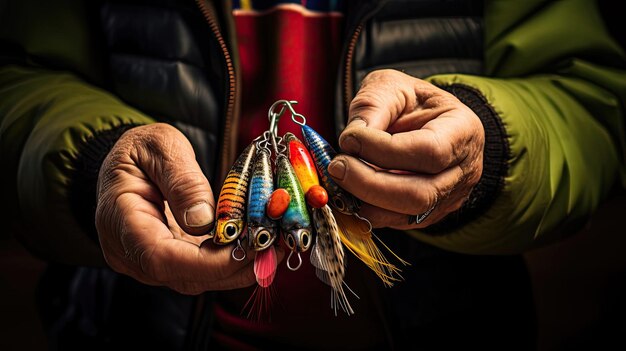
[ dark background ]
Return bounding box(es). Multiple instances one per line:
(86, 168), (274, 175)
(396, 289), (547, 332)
(1, 1), (625, 350)
(2, 192), (625, 350)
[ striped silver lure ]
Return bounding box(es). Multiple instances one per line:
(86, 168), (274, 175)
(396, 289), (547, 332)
(214, 142), (257, 245)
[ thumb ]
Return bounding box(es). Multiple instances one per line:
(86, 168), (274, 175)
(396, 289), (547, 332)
(345, 69), (415, 133)
(133, 124), (215, 235)
(341, 70), (441, 156)
(339, 69), (412, 156)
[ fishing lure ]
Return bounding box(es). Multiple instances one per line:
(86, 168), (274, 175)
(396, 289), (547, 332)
(300, 124), (361, 214)
(247, 147), (277, 251)
(242, 244), (279, 321)
(311, 205), (357, 315)
(267, 189), (291, 220)
(333, 210), (406, 287)
(243, 135), (281, 321)
(214, 142), (257, 246)
(284, 132), (328, 209)
(275, 154), (313, 270)
(300, 123), (407, 287)
(213, 99), (412, 320)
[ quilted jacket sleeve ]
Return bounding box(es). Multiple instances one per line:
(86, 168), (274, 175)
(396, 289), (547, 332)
(409, 0), (626, 254)
(0, 65), (154, 264)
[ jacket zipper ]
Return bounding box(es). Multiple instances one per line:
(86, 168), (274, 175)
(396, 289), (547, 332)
(341, 0), (384, 119)
(188, 2), (237, 350)
(343, 24), (363, 113)
(196, 0), (237, 181)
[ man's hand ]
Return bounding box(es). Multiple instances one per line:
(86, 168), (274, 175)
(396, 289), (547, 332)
(328, 70), (484, 230)
(96, 123), (269, 295)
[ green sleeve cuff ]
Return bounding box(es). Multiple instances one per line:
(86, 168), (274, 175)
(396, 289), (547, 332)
(423, 83), (509, 235)
(407, 73), (621, 254)
(1, 65), (154, 264)
(68, 123), (142, 245)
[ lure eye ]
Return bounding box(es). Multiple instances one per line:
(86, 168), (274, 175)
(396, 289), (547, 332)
(225, 223), (238, 239)
(256, 230), (270, 247)
(286, 235), (295, 249)
(333, 196), (346, 212)
(301, 231), (311, 250)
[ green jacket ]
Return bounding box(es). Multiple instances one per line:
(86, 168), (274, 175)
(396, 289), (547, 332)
(1, 0), (625, 265)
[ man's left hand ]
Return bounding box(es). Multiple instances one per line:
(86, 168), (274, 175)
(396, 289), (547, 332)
(328, 69), (484, 229)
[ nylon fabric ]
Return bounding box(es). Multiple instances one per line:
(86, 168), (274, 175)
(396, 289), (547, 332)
(0, 65), (154, 264)
(410, 73), (624, 253)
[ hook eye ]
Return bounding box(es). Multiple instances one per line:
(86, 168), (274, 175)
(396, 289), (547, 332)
(232, 240), (246, 261)
(287, 251), (303, 271)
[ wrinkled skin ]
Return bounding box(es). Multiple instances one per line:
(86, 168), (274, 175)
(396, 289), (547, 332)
(96, 123), (283, 295)
(329, 69), (484, 230)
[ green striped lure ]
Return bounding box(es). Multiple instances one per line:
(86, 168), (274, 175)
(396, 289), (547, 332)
(276, 153), (312, 271)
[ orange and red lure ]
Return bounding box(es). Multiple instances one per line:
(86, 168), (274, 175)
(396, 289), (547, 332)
(284, 132), (328, 209)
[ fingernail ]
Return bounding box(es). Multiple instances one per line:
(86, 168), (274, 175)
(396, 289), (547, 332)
(328, 159), (346, 181)
(347, 117), (367, 127)
(340, 135), (361, 154)
(185, 202), (213, 227)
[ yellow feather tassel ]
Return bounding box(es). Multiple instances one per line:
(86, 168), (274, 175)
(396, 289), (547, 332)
(332, 210), (409, 287)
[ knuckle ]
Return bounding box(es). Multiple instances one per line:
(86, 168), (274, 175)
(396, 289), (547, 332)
(409, 189), (428, 211)
(424, 93), (455, 108)
(134, 124), (194, 164)
(350, 90), (385, 115)
(363, 69), (403, 83)
(167, 170), (206, 190)
(166, 171), (209, 203)
(417, 187), (439, 214)
(138, 123), (183, 143)
(425, 135), (453, 173)
(408, 187), (422, 204)
(361, 70), (385, 84)
(357, 174), (379, 199)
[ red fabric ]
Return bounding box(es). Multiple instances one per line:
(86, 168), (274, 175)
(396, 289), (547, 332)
(213, 5), (386, 349)
(235, 5), (342, 151)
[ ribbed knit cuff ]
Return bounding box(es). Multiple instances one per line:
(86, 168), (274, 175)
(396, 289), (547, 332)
(68, 124), (141, 244)
(424, 84), (510, 234)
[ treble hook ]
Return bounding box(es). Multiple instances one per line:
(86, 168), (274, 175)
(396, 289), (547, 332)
(286, 250), (303, 271)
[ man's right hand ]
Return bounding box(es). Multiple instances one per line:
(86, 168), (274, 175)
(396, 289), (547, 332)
(95, 123), (259, 294)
